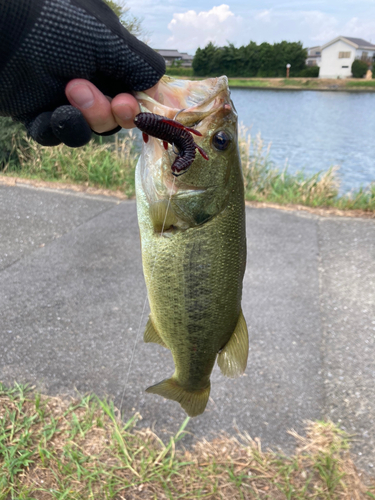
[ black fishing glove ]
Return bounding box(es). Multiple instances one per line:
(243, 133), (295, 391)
(0, 0), (165, 147)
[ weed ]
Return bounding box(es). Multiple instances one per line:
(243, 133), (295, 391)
(0, 383), (373, 499)
(2, 131), (138, 197)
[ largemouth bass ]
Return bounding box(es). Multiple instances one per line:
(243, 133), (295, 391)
(135, 76), (248, 417)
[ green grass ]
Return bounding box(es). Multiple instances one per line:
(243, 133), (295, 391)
(0, 383), (374, 499)
(345, 80), (375, 87)
(165, 67), (194, 77)
(227, 78), (321, 89)
(281, 78), (319, 87)
(2, 132), (138, 198)
(228, 79), (271, 88)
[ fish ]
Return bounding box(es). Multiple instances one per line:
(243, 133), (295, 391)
(135, 75), (248, 417)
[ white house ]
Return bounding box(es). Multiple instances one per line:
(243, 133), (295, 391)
(306, 46), (321, 67)
(319, 36), (375, 78)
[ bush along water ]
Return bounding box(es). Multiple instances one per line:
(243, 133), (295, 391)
(352, 59), (369, 78)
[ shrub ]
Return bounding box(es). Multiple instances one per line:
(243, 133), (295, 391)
(165, 67), (194, 77)
(0, 117), (29, 169)
(299, 66), (320, 77)
(351, 59), (368, 78)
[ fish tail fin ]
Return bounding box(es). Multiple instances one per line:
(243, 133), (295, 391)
(217, 309), (249, 378)
(146, 378), (210, 417)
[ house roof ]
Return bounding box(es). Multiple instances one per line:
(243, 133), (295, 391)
(179, 52), (194, 60)
(321, 36), (375, 51)
(343, 37), (375, 48)
(155, 49), (193, 60)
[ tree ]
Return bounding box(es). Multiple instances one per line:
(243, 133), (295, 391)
(192, 40), (307, 78)
(192, 43), (217, 76)
(103, 0), (145, 38)
(352, 59), (368, 78)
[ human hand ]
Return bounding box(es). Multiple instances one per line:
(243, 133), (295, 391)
(65, 80), (159, 134)
(0, 0), (165, 147)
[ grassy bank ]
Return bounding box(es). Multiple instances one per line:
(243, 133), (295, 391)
(227, 77), (375, 91)
(1, 128), (374, 213)
(1, 132), (138, 199)
(163, 76), (375, 91)
(1, 383), (374, 499)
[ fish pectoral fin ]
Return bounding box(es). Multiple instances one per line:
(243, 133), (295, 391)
(146, 378), (210, 417)
(217, 310), (248, 378)
(143, 317), (168, 349)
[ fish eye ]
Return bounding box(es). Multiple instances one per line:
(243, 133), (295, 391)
(212, 130), (231, 151)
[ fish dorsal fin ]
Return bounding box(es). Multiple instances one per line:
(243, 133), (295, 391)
(144, 317), (168, 349)
(146, 378), (210, 417)
(217, 310), (248, 378)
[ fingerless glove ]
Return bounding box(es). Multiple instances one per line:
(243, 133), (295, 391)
(0, 0), (165, 146)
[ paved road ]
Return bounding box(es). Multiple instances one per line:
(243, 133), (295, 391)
(0, 183), (374, 472)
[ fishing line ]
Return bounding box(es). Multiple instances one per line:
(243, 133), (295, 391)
(119, 172), (176, 415)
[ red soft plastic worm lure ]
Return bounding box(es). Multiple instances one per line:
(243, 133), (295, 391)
(134, 112), (209, 176)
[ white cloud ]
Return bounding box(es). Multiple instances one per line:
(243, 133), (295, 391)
(342, 17), (375, 43)
(166, 5), (243, 52)
(233, 9), (340, 46)
(129, 0), (375, 53)
(254, 10), (272, 22)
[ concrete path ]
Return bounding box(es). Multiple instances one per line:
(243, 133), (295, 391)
(0, 183), (374, 472)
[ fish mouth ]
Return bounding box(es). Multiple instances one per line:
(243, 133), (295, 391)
(135, 75), (234, 193)
(135, 76), (232, 135)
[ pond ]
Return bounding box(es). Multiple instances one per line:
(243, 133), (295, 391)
(230, 88), (375, 193)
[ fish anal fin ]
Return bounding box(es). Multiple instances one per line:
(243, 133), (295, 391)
(144, 317), (167, 349)
(146, 378), (210, 417)
(217, 310), (248, 378)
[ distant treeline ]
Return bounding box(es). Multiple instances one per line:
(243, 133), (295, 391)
(192, 41), (316, 78)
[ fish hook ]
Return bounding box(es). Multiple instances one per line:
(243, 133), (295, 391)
(173, 108), (186, 121)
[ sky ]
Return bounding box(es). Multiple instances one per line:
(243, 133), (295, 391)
(123, 0), (375, 54)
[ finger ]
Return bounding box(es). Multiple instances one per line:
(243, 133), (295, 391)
(111, 93), (140, 129)
(65, 79), (118, 134)
(27, 112), (62, 146)
(51, 106), (92, 147)
(144, 82), (160, 100)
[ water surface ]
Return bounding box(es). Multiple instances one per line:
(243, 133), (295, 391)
(231, 89), (375, 193)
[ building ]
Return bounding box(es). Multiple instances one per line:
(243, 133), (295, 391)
(155, 49), (194, 68)
(306, 46), (321, 67)
(319, 36), (375, 78)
